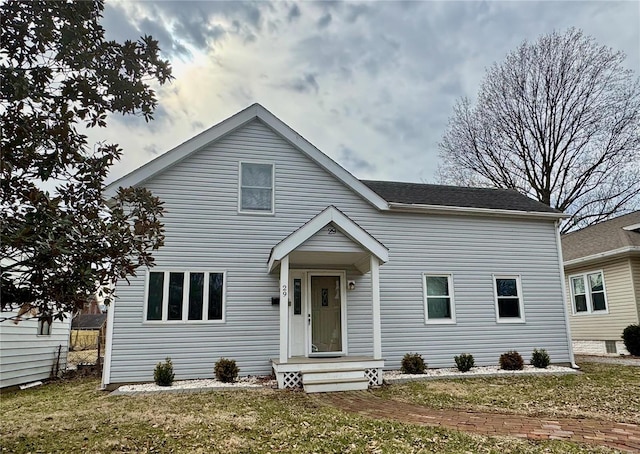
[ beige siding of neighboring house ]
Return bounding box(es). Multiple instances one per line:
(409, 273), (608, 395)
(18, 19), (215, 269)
(632, 257), (640, 321)
(565, 258), (640, 341)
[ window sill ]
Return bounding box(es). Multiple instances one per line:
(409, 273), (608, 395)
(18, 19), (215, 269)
(495, 319), (526, 324)
(142, 320), (226, 325)
(572, 311), (609, 317)
(237, 210), (275, 216)
(424, 319), (456, 325)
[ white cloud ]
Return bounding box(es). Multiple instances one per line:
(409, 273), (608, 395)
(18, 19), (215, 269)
(95, 0), (640, 186)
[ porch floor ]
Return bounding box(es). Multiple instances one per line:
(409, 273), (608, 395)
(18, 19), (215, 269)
(271, 356), (379, 365)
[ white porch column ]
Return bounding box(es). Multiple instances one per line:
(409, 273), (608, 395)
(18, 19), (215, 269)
(279, 255), (290, 364)
(371, 255), (382, 360)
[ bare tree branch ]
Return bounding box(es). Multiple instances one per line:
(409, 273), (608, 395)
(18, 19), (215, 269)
(439, 28), (640, 233)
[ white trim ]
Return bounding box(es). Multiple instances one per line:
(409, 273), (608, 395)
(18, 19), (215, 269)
(237, 160), (275, 215)
(492, 274), (526, 323)
(104, 104), (389, 210)
(555, 221), (577, 368)
(142, 269), (227, 324)
(388, 202), (567, 220)
(563, 246), (640, 268)
(622, 223), (640, 231)
(279, 256), (289, 363)
(371, 256), (382, 360)
(422, 273), (457, 324)
(567, 270), (609, 316)
(307, 270), (348, 357)
(268, 206), (388, 272)
(101, 297), (116, 388)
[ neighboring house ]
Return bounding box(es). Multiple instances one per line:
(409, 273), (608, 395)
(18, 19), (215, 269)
(0, 310), (70, 388)
(70, 313), (107, 351)
(562, 211), (640, 356)
(102, 104), (573, 392)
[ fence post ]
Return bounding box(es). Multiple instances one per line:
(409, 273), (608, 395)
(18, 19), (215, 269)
(97, 333), (102, 373)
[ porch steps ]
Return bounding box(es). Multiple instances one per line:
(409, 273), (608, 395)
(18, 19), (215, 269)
(302, 368), (369, 393)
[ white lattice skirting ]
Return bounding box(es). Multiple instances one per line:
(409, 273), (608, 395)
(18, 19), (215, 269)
(282, 372), (302, 389)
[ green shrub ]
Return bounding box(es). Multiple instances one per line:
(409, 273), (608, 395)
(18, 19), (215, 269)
(401, 353), (426, 374)
(154, 357), (175, 386)
(530, 348), (550, 368)
(214, 358), (239, 383)
(499, 351), (524, 370)
(454, 353), (475, 372)
(622, 324), (640, 356)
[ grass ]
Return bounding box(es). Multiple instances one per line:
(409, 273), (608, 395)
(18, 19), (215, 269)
(0, 378), (617, 453)
(377, 362), (640, 424)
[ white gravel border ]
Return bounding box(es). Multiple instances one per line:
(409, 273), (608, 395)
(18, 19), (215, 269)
(111, 376), (277, 395)
(110, 365), (577, 395)
(383, 365), (577, 384)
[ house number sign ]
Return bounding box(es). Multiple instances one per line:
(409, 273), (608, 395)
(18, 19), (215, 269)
(281, 284), (287, 297)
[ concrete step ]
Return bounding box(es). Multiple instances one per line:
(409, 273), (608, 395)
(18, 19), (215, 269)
(302, 368), (365, 383)
(303, 377), (369, 393)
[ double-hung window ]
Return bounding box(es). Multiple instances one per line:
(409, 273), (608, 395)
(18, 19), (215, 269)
(239, 162), (274, 214)
(569, 271), (607, 314)
(145, 271), (225, 322)
(423, 274), (456, 323)
(493, 275), (525, 322)
(37, 317), (52, 335)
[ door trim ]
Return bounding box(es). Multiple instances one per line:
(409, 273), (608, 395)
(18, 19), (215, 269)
(307, 270), (348, 357)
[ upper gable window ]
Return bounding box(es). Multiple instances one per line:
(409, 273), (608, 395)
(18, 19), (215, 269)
(239, 162), (274, 214)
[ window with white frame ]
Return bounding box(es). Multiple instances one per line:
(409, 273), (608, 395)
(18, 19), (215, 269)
(37, 317), (52, 335)
(569, 271), (607, 314)
(423, 274), (455, 323)
(146, 271), (225, 322)
(239, 162), (274, 213)
(493, 275), (525, 322)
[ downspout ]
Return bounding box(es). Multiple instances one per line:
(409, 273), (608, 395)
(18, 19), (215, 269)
(555, 220), (579, 369)
(100, 296), (117, 389)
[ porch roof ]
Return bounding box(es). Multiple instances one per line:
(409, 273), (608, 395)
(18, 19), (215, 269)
(268, 206), (388, 273)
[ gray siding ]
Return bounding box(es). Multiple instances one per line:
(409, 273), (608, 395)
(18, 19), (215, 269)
(107, 119), (571, 384)
(0, 311), (70, 388)
(298, 223), (364, 253)
(565, 258), (640, 341)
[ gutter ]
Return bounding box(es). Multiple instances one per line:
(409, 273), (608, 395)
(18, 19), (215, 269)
(564, 246), (640, 268)
(388, 202), (568, 220)
(555, 220), (579, 369)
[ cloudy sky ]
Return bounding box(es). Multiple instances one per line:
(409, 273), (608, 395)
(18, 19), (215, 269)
(97, 0), (640, 185)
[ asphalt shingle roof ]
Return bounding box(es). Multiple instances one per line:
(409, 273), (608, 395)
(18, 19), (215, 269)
(71, 313), (107, 330)
(562, 211), (640, 262)
(361, 180), (559, 213)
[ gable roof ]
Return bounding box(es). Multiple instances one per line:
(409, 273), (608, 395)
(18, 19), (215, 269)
(105, 103), (564, 220)
(562, 211), (640, 265)
(268, 206), (388, 272)
(362, 180), (560, 214)
(104, 104), (388, 210)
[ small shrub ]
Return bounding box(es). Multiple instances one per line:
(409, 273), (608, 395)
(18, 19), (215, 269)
(499, 351), (524, 370)
(622, 324), (640, 356)
(454, 353), (475, 372)
(154, 357), (175, 386)
(530, 348), (550, 368)
(401, 353), (426, 374)
(214, 358), (239, 383)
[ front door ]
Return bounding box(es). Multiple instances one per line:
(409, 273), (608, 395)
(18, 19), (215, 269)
(309, 274), (345, 356)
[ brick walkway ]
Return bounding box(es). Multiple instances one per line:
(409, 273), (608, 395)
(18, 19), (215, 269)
(320, 391), (640, 453)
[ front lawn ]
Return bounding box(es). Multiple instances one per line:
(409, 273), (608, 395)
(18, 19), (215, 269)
(0, 377), (617, 453)
(376, 362), (640, 424)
